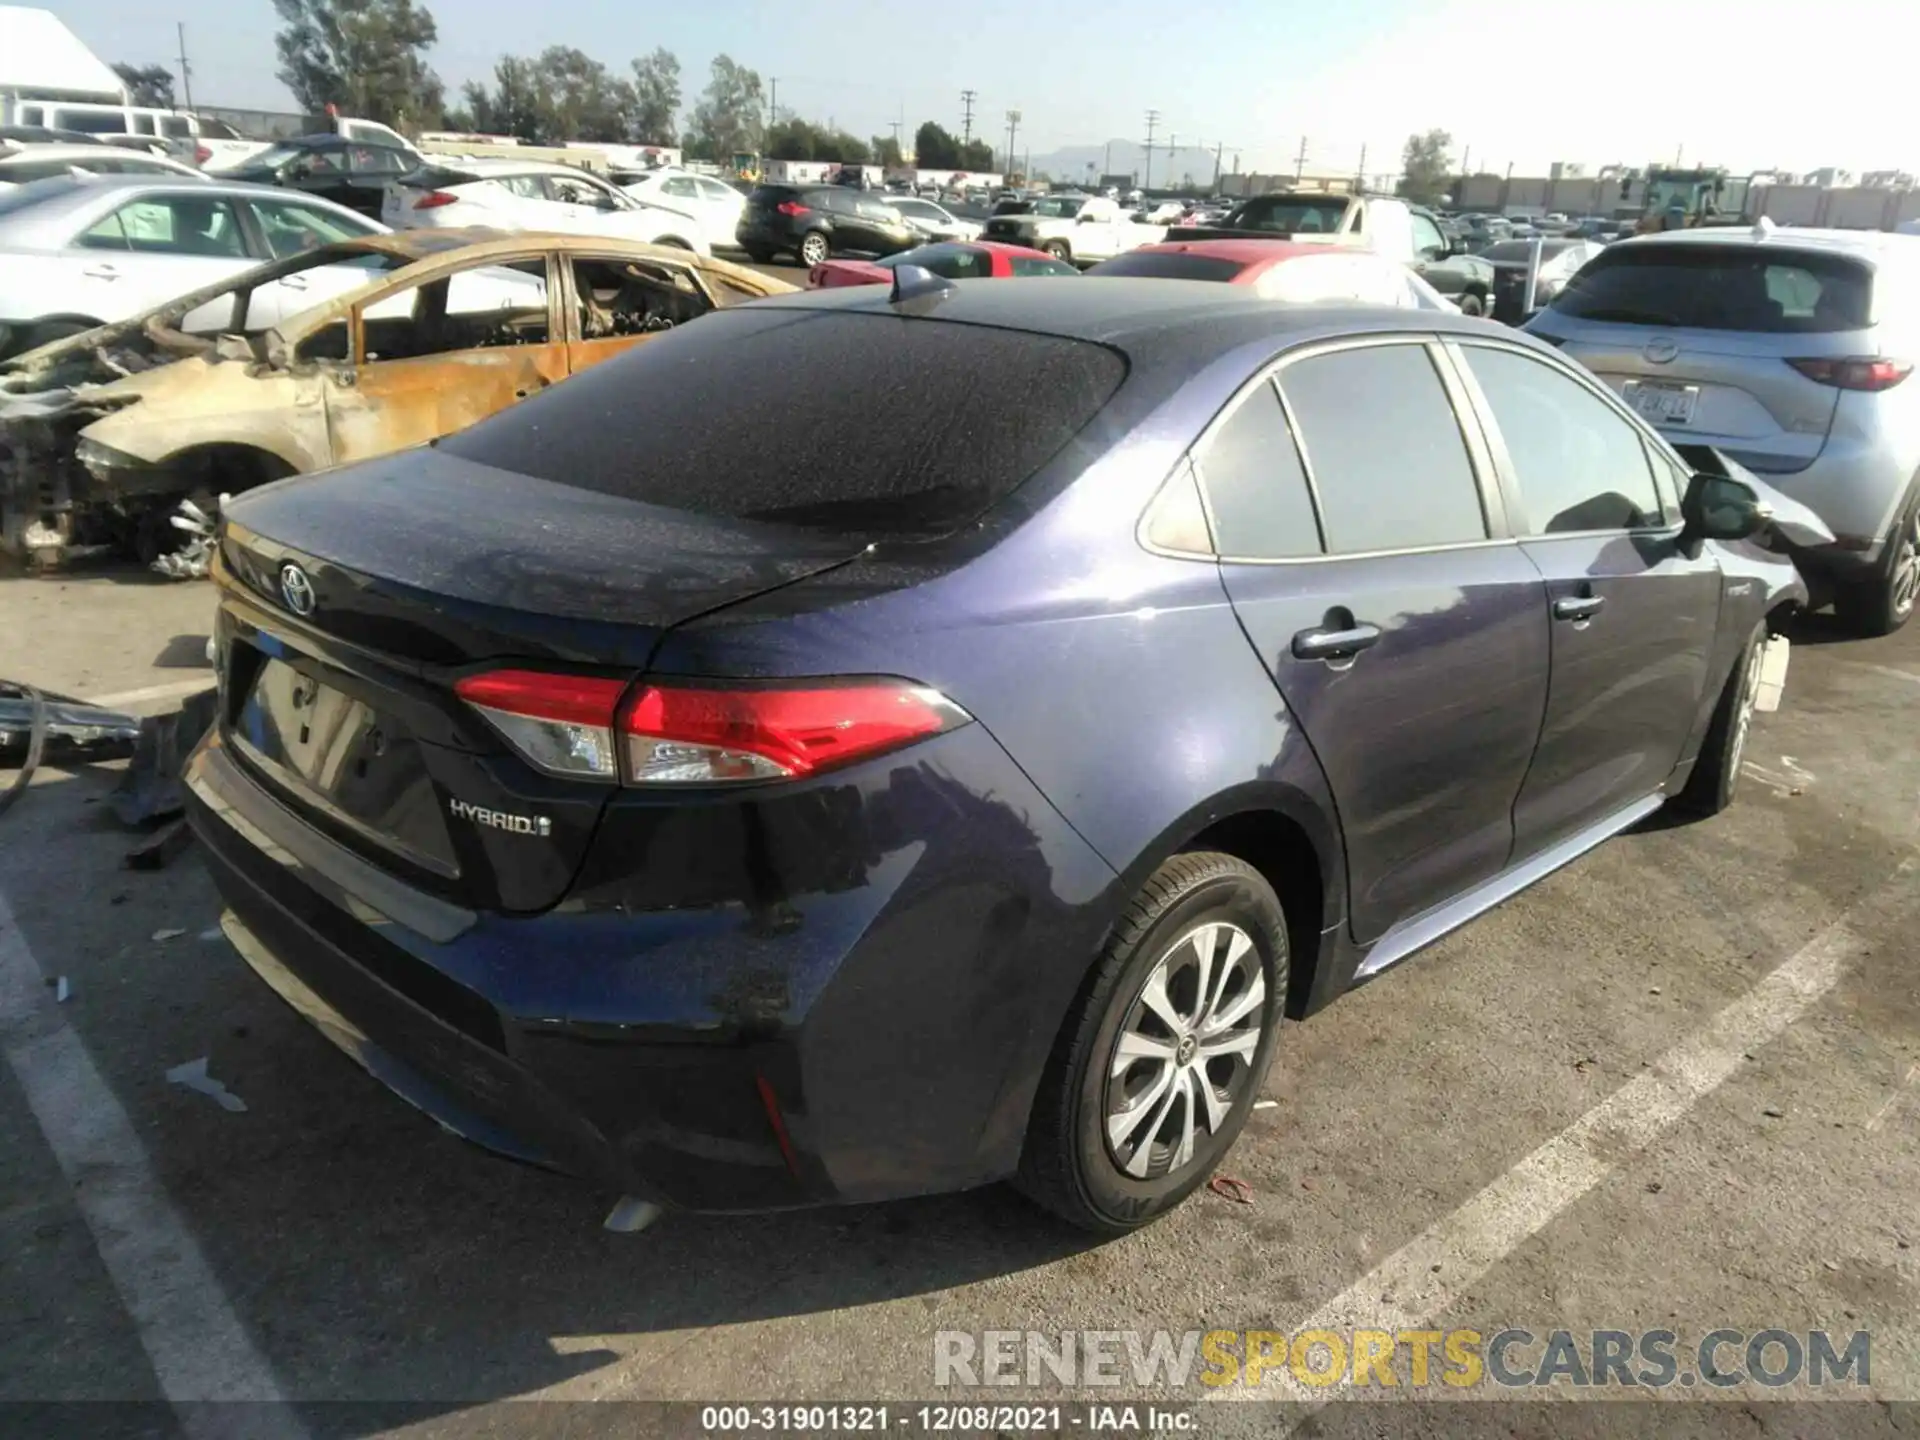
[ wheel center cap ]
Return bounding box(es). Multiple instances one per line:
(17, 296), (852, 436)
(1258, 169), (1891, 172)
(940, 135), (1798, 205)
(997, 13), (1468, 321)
(1175, 1034), (1197, 1066)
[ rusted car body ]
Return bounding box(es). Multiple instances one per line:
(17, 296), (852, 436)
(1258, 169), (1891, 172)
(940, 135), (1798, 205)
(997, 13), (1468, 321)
(0, 228), (792, 566)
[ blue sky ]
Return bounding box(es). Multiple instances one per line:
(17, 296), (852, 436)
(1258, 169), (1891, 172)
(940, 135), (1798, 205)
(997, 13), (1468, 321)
(46, 0), (1920, 178)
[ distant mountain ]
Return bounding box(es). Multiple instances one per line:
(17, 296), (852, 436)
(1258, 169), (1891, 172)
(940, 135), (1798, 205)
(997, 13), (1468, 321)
(1024, 140), (1227, 190)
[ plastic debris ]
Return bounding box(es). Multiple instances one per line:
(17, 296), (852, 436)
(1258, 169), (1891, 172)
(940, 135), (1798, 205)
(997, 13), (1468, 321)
(604, 1196), (664, 1233)
(151, 927), (186, 942)
(1208, 1175), (1255, 1205)
(55, 976), (69, 1003)
(150, 494), (229, 580)
(1252, 1099), (1278, 1110)
(110, 687), (219, 827)
(164, 1056), (247, 1112)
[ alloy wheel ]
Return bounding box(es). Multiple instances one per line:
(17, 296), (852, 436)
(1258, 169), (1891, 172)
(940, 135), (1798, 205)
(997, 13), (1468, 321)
(1729, 634), (1766, 776)
(1892, 509), (1920, 620)
(1104, 921), (1266, 1180)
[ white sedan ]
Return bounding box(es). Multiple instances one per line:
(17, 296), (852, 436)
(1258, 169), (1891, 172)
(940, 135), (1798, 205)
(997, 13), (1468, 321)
(885, 195), (980, 244)
(0, 144), (206, 193)
(0, 173), (389, 358)
(614, 167), (744, 252)
(382, 159), (711, 256)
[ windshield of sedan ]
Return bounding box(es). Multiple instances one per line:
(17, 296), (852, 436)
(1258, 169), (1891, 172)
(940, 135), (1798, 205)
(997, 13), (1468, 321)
(1031, 196), (1086, 218)
(244, 143), (317, 171)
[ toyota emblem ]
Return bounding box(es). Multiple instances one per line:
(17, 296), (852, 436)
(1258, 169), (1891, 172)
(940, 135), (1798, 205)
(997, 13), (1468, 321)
(278, 562), (316, 617)
(1643, 336), (1680, 364)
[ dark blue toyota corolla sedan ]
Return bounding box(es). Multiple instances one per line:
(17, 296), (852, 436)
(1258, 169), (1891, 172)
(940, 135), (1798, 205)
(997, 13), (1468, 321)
(186, 277), (1806, 1233)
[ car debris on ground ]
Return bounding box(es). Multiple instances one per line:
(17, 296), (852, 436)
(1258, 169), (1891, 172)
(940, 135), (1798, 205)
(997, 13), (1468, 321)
(164, 1056), (247, 1113)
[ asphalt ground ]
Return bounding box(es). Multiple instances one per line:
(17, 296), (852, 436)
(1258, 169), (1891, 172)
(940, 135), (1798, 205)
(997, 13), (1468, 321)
(0, 566), (1916, 1440)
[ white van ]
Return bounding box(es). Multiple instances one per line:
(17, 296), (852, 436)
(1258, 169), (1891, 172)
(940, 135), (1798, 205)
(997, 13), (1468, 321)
(5, 99), (195, 149)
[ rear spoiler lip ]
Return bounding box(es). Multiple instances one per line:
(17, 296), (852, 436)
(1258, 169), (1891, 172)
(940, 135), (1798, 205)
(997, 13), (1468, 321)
(1164, 225), (1298, 242)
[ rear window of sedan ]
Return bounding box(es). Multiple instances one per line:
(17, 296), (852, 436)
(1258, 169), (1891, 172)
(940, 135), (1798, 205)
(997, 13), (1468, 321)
(1550, 244), (1873, 332)
(1088, 252), (1248, 282)
(439, 308), (1127, 536)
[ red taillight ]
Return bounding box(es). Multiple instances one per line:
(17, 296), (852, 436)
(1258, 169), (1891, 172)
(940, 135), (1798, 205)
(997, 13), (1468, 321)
(412, 189), (460, 210)
(775, 200), (810, 217)
(194, 145), (211, 164)
(453, 669), (625, 781)
(455, 672), (969, 785)
(1787, 357), (1912, 392)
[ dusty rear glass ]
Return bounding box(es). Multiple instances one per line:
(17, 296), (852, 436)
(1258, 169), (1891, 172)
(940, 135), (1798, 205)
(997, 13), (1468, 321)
(1550, 245), (1874, 332)
(439, 308), (1127, 536)
(1089, 252), (1247, 283)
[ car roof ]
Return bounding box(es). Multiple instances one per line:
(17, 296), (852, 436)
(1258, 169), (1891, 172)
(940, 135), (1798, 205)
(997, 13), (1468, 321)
(0, 173), (356, 220)
(0, 144), (192, 167)
(1609, 226), (1920, 267)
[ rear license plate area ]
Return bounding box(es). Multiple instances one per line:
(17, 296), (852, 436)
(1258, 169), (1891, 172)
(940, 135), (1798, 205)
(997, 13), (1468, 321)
(230, 650), (457, 876)
(1624, 379), (1699, 425)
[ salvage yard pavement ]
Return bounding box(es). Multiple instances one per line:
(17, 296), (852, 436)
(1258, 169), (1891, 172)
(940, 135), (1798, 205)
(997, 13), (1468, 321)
(2, 567), (1918, 1438)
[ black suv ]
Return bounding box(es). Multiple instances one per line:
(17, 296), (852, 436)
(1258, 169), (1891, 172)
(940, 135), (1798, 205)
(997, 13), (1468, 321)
(736, 184), (917, 266)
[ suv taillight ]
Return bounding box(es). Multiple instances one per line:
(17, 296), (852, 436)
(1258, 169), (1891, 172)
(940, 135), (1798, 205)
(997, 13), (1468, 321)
(776, 200), (810, 217)
(412, 190), (459, 210)
(194, 145), (211, 164)
(454, 671), (970, 785)
(1787, 357), (1912, 392)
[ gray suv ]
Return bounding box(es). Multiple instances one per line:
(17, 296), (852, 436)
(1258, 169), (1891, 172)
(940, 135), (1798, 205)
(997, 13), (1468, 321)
(1526, 228), (1920, 633)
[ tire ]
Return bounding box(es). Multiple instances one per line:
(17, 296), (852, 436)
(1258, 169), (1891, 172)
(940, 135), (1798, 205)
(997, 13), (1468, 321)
(798, 231), (830, 267)
(1016, 851), (1287, 1235)
(1834, 483), (1920, 636)
(1673, 624), (1766, 818)
(1043, 240), (1071, 261)
(1456, 291), (1486, 318)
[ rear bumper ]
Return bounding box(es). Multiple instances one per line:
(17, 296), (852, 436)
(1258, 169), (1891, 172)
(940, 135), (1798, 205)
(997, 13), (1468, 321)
(185, 720), (1116, 1211)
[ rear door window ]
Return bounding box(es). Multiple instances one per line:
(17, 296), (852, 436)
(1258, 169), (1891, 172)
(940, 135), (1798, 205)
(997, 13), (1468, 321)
(1461, 344), (1664, 533)
(80, 196), (248, 257)
(1550, 245), (1873, 332)
(573, 255), (712, 336)
(1278, 343), (1487, 553)
(1193, 380), (1321, 558)
(439, 309), (1126, 536)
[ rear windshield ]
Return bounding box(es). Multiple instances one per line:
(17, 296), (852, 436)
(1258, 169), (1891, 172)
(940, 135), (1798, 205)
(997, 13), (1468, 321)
(439, 308), (1127, 536)
(1550, 245), (1874, 332)
(1088, 252), (1246, 282)
(1220, 196), (1350, 234)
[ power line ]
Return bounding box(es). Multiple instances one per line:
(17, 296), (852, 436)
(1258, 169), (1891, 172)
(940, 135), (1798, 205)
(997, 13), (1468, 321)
(961, 89), (977, 144)
(1143, 109), (1160, 190)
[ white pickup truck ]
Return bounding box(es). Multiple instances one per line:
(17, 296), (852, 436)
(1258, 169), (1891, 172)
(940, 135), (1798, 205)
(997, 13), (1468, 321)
(981, 195), (1166, 266)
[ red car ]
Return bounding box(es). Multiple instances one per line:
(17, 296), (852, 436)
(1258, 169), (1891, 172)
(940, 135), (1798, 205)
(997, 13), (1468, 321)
(810, 240), (1079, 289)
(1085, 239), (1454, 310)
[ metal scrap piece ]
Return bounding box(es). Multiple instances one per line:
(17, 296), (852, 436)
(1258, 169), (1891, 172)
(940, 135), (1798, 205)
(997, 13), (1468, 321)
(164, 1056), (247, 1113)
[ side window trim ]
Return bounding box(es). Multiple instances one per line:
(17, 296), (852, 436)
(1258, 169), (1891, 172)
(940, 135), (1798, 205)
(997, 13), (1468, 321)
(1443, 337), (1679, 535)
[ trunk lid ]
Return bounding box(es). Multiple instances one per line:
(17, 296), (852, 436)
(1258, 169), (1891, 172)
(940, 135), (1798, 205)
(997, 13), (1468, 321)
(1539, 240), (1879, 474)
(214, 448), (867, 914)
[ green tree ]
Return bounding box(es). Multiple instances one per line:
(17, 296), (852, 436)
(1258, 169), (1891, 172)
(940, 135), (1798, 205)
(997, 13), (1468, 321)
(914, 121), (960, 169)
(451, 55), (545, 141)
(959, 138), (993, 171)
(689, 54), (764, 160)
(872, 134), (903, 168)
(272, 0), (444, 131)
(113, 62), (175, 108)
(529, 46), (637, 143)
(1395, 128), (1455, 207)
(629, 49), (680, 145)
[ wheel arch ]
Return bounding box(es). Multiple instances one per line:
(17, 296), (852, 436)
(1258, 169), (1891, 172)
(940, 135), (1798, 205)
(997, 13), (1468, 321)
(153, 441), (300, 493)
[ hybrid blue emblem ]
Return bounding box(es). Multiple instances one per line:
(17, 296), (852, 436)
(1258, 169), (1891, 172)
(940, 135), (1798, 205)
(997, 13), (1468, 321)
(278, 562), (315, 617)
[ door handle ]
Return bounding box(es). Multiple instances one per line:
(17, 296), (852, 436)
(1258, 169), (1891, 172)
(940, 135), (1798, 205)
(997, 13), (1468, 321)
(81, 264), (119, 280)
(280, 273), (308, 291)
(1291, 623), (1382, 662)
(1552, 594), (1606, 622)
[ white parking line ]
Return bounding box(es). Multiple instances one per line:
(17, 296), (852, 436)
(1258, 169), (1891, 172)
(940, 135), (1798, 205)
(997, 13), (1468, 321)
(0, 890), (302, 1433)
(1224, 855), (1914, 1406)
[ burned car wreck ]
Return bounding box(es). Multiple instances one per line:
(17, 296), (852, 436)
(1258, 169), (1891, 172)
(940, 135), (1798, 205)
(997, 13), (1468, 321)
(0, 228), (792, 568)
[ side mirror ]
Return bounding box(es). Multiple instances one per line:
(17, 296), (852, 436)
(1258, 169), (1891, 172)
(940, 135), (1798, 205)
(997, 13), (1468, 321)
(1681, 472), (1768, 544)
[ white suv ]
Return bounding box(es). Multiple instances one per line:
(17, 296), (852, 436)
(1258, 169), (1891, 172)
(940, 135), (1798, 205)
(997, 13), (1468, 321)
(1528, 227), (1920, 633)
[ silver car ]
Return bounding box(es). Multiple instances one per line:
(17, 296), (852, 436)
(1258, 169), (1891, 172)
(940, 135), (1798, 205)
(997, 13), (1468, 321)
(1527, 227), (1920, 633)
(0, 174), (385, 359)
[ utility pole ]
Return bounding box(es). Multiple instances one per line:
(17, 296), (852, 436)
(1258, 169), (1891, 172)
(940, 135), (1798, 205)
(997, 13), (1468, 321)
(768, 77), (778, 126)
(1213, 140), (1223, 192)
(1142, 109), (1160, 191)
(1294, 136), (1309, 183)
(960, 90), (977, 143)
(1104, 141), (1112, 178)
(1355, 142), (1367, 192)
(1004, 109), (1021, 178)
(176, 22), (194, 110)
(1461, 143), (1472, 175)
